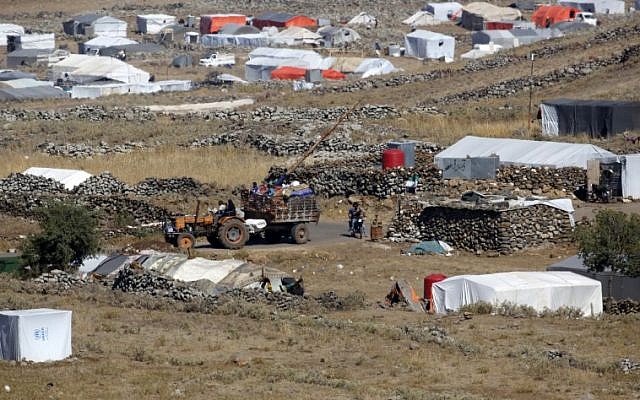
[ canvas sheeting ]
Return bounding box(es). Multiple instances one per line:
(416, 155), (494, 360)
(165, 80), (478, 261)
(0, 24), (24, 46)
(472, 30), (518, 48)
(406, 240), (453, 255)
(403, 11), (441, 26)
(269, 26), (322, 46)
(0, 309), (72, 362)
(386, 280), (426, 312)
(24, 167), (91, 190)
(248, 47), (332, 70)
(597, 154), (640, 199)
(136, 14), (176, 34)
(89, 16), (127, 38)
(317, 26), (361, 47)
(510, 0), (537, 10)
(353, 58), (397, 77)
(553, 21), (595, 33)
(332, 56), (365, 73)
(571, 0), (625, 13)
(70, 80), (190, 99)
(81, 36), (138, 53)
(509, 28), (542, 45)
(347, 12), (377, 27)
(0, 70), (35, 81)
(219, 23), (260, 35)
(404, 30), (455, 60)
(540, 99), (640, 138)
(9, 33), (55, 50)
(547, 255), (640, 300)
(50, 54), (150, 84)
(1, 78), (53, 89)
(432, 271), (603, 316)
(434, 135), (615, 169)
(460, 43), (503, 59)
(461, 2), (522, 30)
(98, 43), (164, 57)
(424, 2), (463, 21)
(0, 86), (66, 101)
(201, 33), (269, 48)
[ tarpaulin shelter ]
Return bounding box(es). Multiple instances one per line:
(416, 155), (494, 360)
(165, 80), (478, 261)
(353, 58), (397, 78)
(548, 255), (640, 300)
(24, 167), (91, 190)
(432, 272), (603, 316)
(63, 14), (127, 37)
(63, 14), (99, 35)
(219, 23), (260, 35)
(403, 11), (440, 26)
(201, 33), (268, 48)
(0, 24), (24, 46)
(269, 26), (322, 46)
(1, 78), (53, 89)
(553, 21), (595, 32)
(49, 54), (150, 84)
(472, 30), (518, 48)
(562, 0), (625, 13)
(540, 99), (640, 138)
(199, 14), (247, 34)
(510, 0), (537, 10)
(435, 135), (615, 168)
(386, 280), (426, 312)
(461, 43), (503, 59)
(317, 26), (361, 47)
(461, 2), (522, 30)
(252, 12), (317, 29)
(245, 48), (332, 81)
(7, 34), (55, 52)
(271, 66), (307, 80)
(532, 5), (581, 28)
(0, 309), (72, 362)
(136, 14), (176, 34)
(406, 240), (453, 255)
(424, 2), (463, 21)
(80, 36), (138, 54)
(322, 69), (346, 80)
(347, 12), (377, 27)
(97, 43), (164, 57)
(404, 30), (455, 60)
(508, 28), (542, 45)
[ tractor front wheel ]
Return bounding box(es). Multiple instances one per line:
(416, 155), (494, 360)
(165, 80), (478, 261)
(218, 219), (248, 249)
(176, 233), (196, 249)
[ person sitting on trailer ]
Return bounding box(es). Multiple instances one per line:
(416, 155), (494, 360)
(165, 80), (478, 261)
(250, 182), (259, 194)
(226, 199), (236, 216)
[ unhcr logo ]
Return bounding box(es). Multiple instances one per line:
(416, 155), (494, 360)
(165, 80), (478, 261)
(33, 327), (49, 342)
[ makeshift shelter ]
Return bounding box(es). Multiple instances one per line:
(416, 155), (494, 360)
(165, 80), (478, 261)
(432, 272), (603, 316)
(0, 24), (24, 46)
(1, 78), (53, 89)
(404, 30), (455, 60)
(353, 58), (397, 77)
(212, 73), (248, 84)
(172, 54), (193, 68)
(199, 14), (247, 34)
(70, 80), (190, 99)
(270, 26), (322, 46)
(98, 43), (164, 57)
(63, 14), (100, 35)
(472, 30), (518, 48)
(508, 28), (542, 45)
(0, 86), (67, 101)
(532, 5), (581, 28)
(136, 14), (176, 34)
(461, 2), (522, 30)
(248, 47), (330, 68)
(460, 43), (504, 59)
(317, 26), (361, 47)
(219, 23), (260, 35)
(80, 16), (128, 37)
(403, 11), (441, 26)
(252, 12), (317, 29)
(0, 70), (35, 81)
(424, 2), (463, 21)
(49, 54), (150, 84)
(540, 99), (640, 138)
(7, 34), (55, 52)
(434, 135), (615, 169)
(24, 167), (91, 190)
(347, 12), (377, 28)
(386, 280), (426, 312)
(553, 21), (594, 32)
(332, 57), (365, 73)
(80, 36), (138, 54)
(548, 255), (640, 300)
(0, 309), (72, 362)
(562, 0), (625, 13)
(406, 240), (453, 255)
(201, 33), (268, 48)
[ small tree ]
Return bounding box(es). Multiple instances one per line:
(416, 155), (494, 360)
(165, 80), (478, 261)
(21, 202), (100, 275)
(575, 209), (640, 277)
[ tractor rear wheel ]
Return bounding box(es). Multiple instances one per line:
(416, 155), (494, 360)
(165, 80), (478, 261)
(176, 233), (196, 249)
(218, 219), (248, 249)
(291, 223), (309, 244)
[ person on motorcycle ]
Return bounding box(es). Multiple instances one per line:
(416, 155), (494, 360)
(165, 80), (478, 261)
(348, 202), (365, 232)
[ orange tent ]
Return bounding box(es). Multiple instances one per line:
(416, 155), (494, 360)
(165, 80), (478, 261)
(200, 14), (247, 34)
(532, 5), (579, 28)
(322, 69), (346, 80)
(253, 12), (317, 29)
(271, 66), (307, 80)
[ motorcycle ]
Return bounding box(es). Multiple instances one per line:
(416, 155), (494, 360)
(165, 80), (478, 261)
(350, 217), (365, 239)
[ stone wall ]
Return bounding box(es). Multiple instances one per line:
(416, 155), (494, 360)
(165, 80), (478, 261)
(387, 201), (573, 254)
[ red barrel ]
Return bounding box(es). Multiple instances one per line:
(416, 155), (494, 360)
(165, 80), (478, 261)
(424, 273), (447, 300)
(382, 149), (405, 169)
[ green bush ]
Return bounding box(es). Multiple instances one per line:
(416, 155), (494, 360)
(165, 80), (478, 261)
(21, 202), (100, 276)
(575, 210), (640, 277)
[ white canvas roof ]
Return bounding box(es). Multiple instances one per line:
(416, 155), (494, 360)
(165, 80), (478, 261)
(354, 58), (397, 78)
(50, 54), (150, 84)
(0, 24), (24, 46)
(426, 2), (463, 21)
(90, 16), (127, 37)
(432, 271), (603, 316)
(348, 12), (377, 26)
(269, 26), (322, 46)
(24, 167), (92, 190)
(463, 2), (522, 20)
(460, 43), (503, 59)
(136, 14), (176, 34)
(403, 11), (441, 26)
(0, 309), (72, 362)
(1, 78), (53, 89)
(434, 135), (615, 169)
(83, 36), (138, 49)
(12, 33), (55, 50)
(248, 47), (332, 69)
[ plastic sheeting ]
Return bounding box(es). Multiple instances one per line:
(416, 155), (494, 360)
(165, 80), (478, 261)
(69, 81), (192, 99)
(347, 12), (377, 27)
(404, 30), (455, 60)
(621, 154), (640, 199)
(136, 14), (176, 34)
(24, 167), (92, 190)
(432, 271), (603, 316)
(461, 2), (522, 30)
(270, 26), (322, 46)
(403, 11), (440, 26)
(89, 16), (128, 38)
(0, 24), (24, 46)
(200, 33), (269, 48)
(1, 78), (53, 89)
(9, 33), (55, 50)
(81, 36), (137, 52)
(425, 2), (463, 20)
(434, 135), (615, 169)
(354, 58), (397, 77)
(0, 309), (72, 362)
(50, 54), (150, 84)
(472, 30), (518, 48)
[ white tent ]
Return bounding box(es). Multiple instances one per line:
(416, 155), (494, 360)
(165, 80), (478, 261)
(460, 43), (503, 59)
(404, 30), (455, 60)
(0, 309), (72, 362)
(9, 33), (55, 50)
(201, 33), (268, 48)
(248, 47), (332, 69)
(24, 167), (92, 190)
(403, 11), (441, 26)
(0, 24), (24, 46)
(347, 12), (377, 27)
(81, 36), (138, 54)
(269, 26), (322, 46)
(353, 58), (398, 78)
(136, 14), (176, 34)
(88, 16), (128, 37)
(317, 26), (361, 47)
(425, 2), (464, 21)
(432, 272), (603, 316)
(49, 54), (150, 84)
(571, 0), (625, 14)
(434, 135), (615, 169)
(622, 155), (640, 199)
(472, 30), (519, 49)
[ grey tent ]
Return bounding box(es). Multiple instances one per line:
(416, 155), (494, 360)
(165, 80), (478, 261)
(509, 0), (536, 10)
(540, 99), (640, 138)
(472, 30), (518, 48)
(98, 43), (164, 57)
(219, 23), (260, 35)
(0, 70), (36, 81)
(63, 14), (100, 35)
(172, 54), (193, 68)
(6, 49), (52, 68)
(508, 28), (541, 45)
(553, 21), (595, 33)
(317, 26), (361, 47)
(547, 256), (640, 300)
(0, 86), (67, 101)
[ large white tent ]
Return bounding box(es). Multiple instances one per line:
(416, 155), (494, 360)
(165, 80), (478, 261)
(0, 24), (24, 46)
(434, 135), (615, 169)
(88, 16), (128, 37)
(81, 36), (138, 54)
(136, 14), (176, 34)
(0, 309), (72, 362)
(269, 26), (322, 46)
(404, 30), (455, 60)
(8, 33), (55, 50)
(347, 12), (377, 27)
(353, 58), (398, 78)
(432, 271), (603, 316)
(24, 167), (92, 190)
(201, 33), (268, 48)
(49, 54), (150, 84)
(424, 2), (463, 21)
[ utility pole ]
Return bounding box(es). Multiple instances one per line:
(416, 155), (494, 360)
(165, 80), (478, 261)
(527, 52), (535, 135)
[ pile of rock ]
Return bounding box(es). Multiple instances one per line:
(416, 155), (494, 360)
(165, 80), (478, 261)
(74, 172), (131, 196)
(496, 166), (585, 193)
(0, 105), (156, 123)
(132, 177), (209, 197)
(32, 269), (86, 289)
(38, 141), (145, 158)
(603, 297), (640, 314)
(82, 196), (169, 224)
(620, 358), (640, 374)
(387, 199), (573, 253)
(0, 173), (66, 195)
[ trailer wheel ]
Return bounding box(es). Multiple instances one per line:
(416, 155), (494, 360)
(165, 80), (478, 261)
(176, 233), (195, 249)
(218, 219), (248, 249)
(291, 223), (309, 244)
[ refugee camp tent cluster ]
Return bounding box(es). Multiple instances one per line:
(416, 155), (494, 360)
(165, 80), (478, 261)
(431, 271), (603, 316)
(200, 14), (247, 34)
(461, 2), (523, 30)
(244, 47), (333, 81)
(540, 99), (640, 138)
(347, 12), (377, 28)
(404, 30), (455, 60)
(0, 70), (67, 101)
(63, 14), (128, 37)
